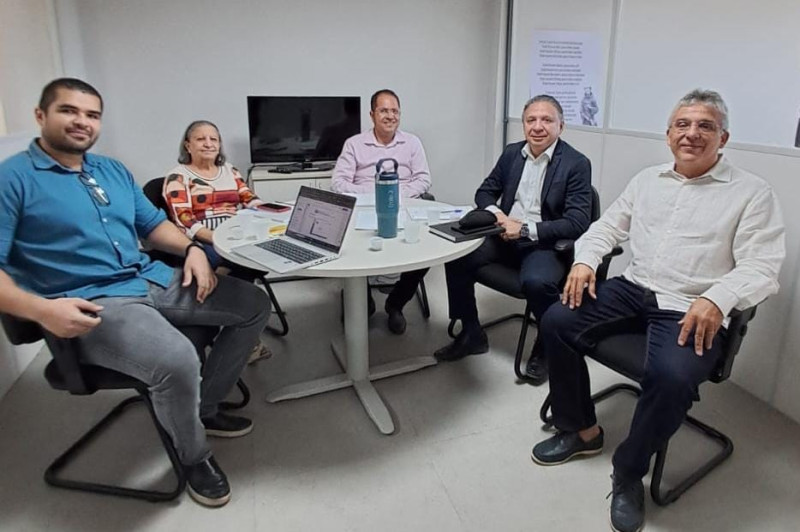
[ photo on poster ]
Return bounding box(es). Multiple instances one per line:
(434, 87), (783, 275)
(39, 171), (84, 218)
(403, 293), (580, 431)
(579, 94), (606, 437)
(530, 30), (603, 127)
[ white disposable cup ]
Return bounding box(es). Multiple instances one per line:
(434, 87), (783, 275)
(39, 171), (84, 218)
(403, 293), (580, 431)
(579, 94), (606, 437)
(427, 207), (440, 225)
(239, 210), (258, 240)
(229, 226), (244, 240)
(404, 220), (421, 243)
(254, 218), (271, 239)
(369, 237), (384, 251)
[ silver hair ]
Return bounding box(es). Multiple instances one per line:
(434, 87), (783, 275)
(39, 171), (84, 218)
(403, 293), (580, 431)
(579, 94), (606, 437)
(669, 89), (729, 131)
(178, 120), (226, 165)
(522, 94), (564, 122)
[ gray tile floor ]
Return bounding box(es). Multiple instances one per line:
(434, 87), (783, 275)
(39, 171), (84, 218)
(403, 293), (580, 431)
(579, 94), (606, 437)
(1, 267), (799, 531)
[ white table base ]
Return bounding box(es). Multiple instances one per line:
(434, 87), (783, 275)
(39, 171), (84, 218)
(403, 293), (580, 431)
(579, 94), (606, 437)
(264, 277), (437, 434)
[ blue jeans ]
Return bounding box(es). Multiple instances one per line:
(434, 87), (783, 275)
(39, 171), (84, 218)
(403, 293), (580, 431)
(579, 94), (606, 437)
(541, 277), (726, 480)
(76, 269), (270, 465)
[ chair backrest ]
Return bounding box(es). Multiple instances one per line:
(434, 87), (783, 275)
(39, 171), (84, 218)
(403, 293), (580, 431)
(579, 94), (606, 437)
(590, 186), (601, 223)
(143, 177), (168, 214)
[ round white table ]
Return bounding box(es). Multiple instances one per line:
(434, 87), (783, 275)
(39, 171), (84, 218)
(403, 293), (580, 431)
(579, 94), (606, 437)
(214, 200), (482, 434)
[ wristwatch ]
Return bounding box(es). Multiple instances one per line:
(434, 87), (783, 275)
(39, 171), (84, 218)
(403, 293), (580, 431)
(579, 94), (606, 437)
(520, 223), (530, 239)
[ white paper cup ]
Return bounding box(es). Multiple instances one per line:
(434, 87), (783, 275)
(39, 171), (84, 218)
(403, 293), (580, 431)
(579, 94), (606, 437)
(404, 220), (421, 243)
(238, 211), (258, 240)
(369, 237), (384, 251)
(427, 207), (440, 225)
(229, 226), (244, 240)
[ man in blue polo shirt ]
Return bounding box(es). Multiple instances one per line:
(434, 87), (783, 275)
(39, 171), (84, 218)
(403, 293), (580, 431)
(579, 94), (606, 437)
(0, 78), (269, 508)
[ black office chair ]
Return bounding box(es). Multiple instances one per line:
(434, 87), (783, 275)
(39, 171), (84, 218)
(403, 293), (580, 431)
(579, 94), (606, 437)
(539, 306), (758, 506)
(143, 177), (289, 337)
(447, 187), (621, 381)
(0, 314), (226, 501)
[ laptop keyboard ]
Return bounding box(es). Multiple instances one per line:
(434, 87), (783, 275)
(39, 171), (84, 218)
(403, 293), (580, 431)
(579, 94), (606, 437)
(256, 239), (325, 264)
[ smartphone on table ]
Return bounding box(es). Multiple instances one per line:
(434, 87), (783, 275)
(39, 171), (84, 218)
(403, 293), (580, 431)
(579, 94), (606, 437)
(257, 202), (291, 213)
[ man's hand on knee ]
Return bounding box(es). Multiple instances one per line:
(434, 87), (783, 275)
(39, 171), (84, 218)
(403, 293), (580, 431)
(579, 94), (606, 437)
(678, 297), (724, 356)
(37, 298), (103, 338)
(182, 247), (218, 303)
(561, 263), (596, 309)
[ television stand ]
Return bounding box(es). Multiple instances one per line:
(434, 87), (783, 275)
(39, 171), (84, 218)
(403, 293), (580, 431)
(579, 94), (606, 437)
(250, 165), (334, 202)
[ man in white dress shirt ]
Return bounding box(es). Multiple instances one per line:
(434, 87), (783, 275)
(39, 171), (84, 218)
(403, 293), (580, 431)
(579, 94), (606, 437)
(531, 89), (785, 532)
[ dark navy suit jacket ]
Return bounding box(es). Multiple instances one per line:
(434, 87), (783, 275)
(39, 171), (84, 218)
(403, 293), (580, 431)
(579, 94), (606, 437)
(475, 139), (592, 248)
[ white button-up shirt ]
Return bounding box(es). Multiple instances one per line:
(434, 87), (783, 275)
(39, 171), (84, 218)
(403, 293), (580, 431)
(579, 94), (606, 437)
(574, 156), (785, 320)
(486, 139), (558, 241)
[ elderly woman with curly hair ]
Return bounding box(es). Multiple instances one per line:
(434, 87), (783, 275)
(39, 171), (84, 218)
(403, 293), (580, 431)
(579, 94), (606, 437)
(163, 120), (272, 363)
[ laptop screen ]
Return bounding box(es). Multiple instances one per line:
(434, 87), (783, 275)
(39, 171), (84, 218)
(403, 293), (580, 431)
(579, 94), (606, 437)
(285, 187), (356, 253)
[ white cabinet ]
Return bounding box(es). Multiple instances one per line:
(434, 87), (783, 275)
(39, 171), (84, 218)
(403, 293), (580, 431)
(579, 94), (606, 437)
(251, 167), (333, 202)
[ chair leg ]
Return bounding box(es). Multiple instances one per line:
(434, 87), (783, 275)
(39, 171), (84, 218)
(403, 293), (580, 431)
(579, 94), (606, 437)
(44, 395), (186, 502)
(220, 378), (251, 411)
(262, 279), (289, 336)
(650, 414), (734, 506)
(542, 382), (733, 506)
(416, 279), (431, 319)
(512, 304), (535, 382)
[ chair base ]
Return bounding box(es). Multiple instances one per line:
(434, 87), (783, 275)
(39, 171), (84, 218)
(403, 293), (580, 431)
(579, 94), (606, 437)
(447, 305), (536, 383)
(45, 395), (186, 502)
(539, 383), (733, 506)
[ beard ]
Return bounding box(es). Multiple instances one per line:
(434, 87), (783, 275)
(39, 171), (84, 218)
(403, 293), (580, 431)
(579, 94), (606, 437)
(42, 131), (99, 155)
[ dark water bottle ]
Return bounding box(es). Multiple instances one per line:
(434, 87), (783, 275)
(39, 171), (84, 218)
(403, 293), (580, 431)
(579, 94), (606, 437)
(375, 158), (399, 238)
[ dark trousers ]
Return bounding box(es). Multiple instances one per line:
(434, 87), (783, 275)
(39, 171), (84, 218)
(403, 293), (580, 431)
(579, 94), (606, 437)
(541, 277), (726, 480)
(385, 268), (429, 310)
(445, 235), (567, 328)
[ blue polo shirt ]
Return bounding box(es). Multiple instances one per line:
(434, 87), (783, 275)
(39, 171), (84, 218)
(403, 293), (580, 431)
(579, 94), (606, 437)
(0, 140), (174, 300)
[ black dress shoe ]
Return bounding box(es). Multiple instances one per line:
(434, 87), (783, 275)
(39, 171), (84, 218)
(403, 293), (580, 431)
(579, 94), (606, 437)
(184, 456), (231, 507)
(434, 329), (489, 362)
(201, 412), (253, 438)
(609, 472), (645, 532)
(524, 353), (548, 385)
(531, 427), (604, 465)
(524, 335), (548, 385)
(385, 302), (406, 334)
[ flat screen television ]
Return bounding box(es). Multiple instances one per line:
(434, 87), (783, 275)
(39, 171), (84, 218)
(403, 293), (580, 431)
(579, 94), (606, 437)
(247, 96), (361, 166)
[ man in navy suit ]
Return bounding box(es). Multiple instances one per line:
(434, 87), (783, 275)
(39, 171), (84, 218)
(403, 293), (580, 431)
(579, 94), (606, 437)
(434, 95), (592, 384)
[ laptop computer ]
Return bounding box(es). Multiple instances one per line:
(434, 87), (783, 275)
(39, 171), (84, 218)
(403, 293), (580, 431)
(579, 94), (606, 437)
(231, 186), (356, 273)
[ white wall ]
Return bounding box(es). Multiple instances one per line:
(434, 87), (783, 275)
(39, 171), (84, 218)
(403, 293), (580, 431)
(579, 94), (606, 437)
(54, 0), (503, 205)
(0, 134), (44, 402)
(0, 0), (61, 401)
(0, 0), (61, 134)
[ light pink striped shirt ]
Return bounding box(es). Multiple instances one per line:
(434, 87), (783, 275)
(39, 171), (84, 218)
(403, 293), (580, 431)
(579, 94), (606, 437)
(331, 129), (431, 198)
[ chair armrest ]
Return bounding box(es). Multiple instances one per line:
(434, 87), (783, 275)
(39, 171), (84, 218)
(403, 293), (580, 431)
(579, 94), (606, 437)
(712, 306), (758, 383)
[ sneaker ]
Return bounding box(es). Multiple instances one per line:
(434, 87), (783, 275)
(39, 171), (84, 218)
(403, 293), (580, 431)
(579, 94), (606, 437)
(201, 412), (253, 438)
(247, 343), (273, 365)
(531, 427), (604, 465)
(609, 472), (645, 532)
(184, 456), (231, 507)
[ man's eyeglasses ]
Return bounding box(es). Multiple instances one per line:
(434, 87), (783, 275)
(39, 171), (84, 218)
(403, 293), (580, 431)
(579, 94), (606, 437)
(78, 173), (110, 206)
(376, 108), (400, 117)
(670, 120), (720, 135)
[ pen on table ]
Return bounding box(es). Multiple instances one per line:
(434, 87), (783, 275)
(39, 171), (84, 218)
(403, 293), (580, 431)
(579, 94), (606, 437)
(440, 209), (464, 214)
